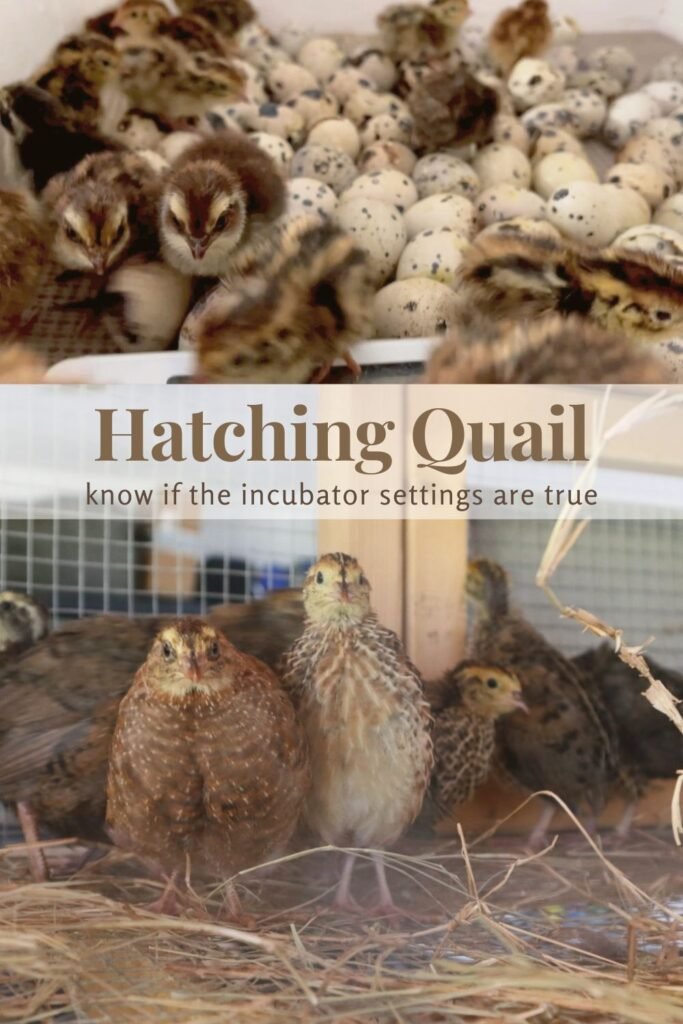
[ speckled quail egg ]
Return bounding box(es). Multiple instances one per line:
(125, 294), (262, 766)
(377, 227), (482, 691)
(606, 162), (674, 208)
(532, 127), (587, 163)
(290, 144), (357, 194)
(551, 15), (580, 45)
(396, 228), (470, 287)
(532, 151), (598, 199)
(654, 192), (683, 234)
(247, 43), (291, 76)
(236, 22), (272, 50)
(340, 168), (417, 212)
(251, 102), (305, 145)
(568, 67), (623, 100)
(284, 178), (338, 222)
(560, 89), (607, 137)
(651, 55), (683, 84)
(360, 112), (414, 147)
(521, 103), (577, 136)
(641, 121), (683, 182)
(250, 132), (294, 175)
(619, 136), (677, 178)
(546, 182), (650, 246)
(326, 67), (375, 105)
(307, 117), (361, 158)
(508, 59), (566, 112)
(475, 185), (546, 227)
(267, 61), (318, 101)
(674, 106), (683, 124)
(477, 217), (562, 242)
(642, 81), (683, 116)
(491, 114), (532, 154)
(297, 38), (344, 82)
(586, 46), (637, 89)
(412, 153), (480, 200)
(373, 278), (459, 339)
(358, 141), (417, 176)
(346, 48), (397, 92)
(614, 224), (683, 267)
(209, 101), (258, 131)
(604, 92), (663, 148)
(547, 45), (579, 79)
(277, 26), (308, 59)
(287, 89), (338, 128)
(472, 144), (532, 190)
(344, 86), (388, 126)
(405, 193), (476, 240)
(335, 196), (406, 285)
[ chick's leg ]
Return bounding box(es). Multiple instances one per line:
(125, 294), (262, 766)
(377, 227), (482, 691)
(333, 852), (360, 911)
(144, 871), (182, 916)
(614, 801), (637, 843)
(372, 851), (399, 914)
(16, 801), (49, 883)
(527, 802), (556, 852)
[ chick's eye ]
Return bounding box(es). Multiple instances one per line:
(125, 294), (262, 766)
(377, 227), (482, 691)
(487, 678), (498, 689)
(113, 221), (126, 242)
(64, 224), (80, 244)
(359, 574), (367, 586)
(214, 209), (233, 232)
(316, 571), (324, 584)
(208, 640), (220, 659)
(162, 642), (175, 660)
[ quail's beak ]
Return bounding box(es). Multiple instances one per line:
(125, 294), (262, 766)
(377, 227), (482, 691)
(190, 238), (208, 261)
(183, 654), (202, 684)
(513, 693), (529, 713)
(90, 253), (107, 276)
(338, 579), (351, 602)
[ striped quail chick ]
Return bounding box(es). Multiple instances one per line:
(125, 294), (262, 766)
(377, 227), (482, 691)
(430, 661), (527, 822)
(0, 189), (46, 332)
(31, 34), (121, 134)
(282, 553), (433, 913)
(488, 0), (552, 75)
(466, 558), (626, 849)
(406, 63), (500, 152)
(175, 0), (256, 38)
(107, 619), (308, 917)
(0, 593), (49, 660)
(378, 0), (471, 64)
(574, 642), (683, 839)
(113, 0), (231, 58)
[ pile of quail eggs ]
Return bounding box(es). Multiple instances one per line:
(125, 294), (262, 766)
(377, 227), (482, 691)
(209, 16), (683, 341)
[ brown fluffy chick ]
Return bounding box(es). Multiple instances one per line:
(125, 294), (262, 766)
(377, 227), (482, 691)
(430, 662), (527, 821)
(424, 315), (674, 384)
(488, 0), (552, 75)
(282, 554), (433, 914)
(407, 64), (500, 152)
(113, 1), (230, 57)
(0, 592), (304, 873)
(378, 0), (471, 64)
(111, 0), (170, 37)
(160, 131), (284, 278)
(573, 643), (683, 840)
(31, 37), (120, 133)
(187, 218), (372, 382)
(107, 619), (308, 917)
(42, 150), (165, 276)
(0, 593), (49, 660)
(466, 559), (624, 850)
(175, 0), (256, 38)
(0, 190), (46, 332)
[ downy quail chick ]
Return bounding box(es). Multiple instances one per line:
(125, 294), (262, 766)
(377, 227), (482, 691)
(282, 553), (433, 913)
(378, 0), (471, 65)
(107, 619), (308, 917)
(175, 0), (256, 38)
(406, 64), (500, 152)
(488, 0), (552, 76)
(0, 593), (49, 660)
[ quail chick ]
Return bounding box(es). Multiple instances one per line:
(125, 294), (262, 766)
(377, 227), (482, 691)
(32, 36), (121, 134)
(0, 84), (115, 193)
(0, 591), (304, 870)
(186, 218), (371, 382)
(574, 643), (683, 839)
(378, 0), (471, 65)
(113, 0), (230, 58)
(0, 189), (46, 332)
(0, 593), (49, 660)
(424, 314), (674, 384)
(430, 661), (527, 821)
(111, 0), (171, 38)
(282, 554), (433, 913)
(488, 0), (552, 75)
(175, 0), (256, 38)
(42, 149), (165, 276)
(466, 558), (624, 850)
(160, 130), (284, 278)
(107, 619), (308, 917)
(406, 63), (500, 152)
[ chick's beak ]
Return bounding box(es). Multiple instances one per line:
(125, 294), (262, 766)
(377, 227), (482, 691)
(90, 253), (107, 276)
(183, 654), (202, 684)
(338, 580), (350, 602)
(513, 693), (529, 713)
(190, 238), (208, 261)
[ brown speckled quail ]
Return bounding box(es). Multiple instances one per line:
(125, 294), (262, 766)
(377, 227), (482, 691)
(0, 592), (49, 660)
(466, 559), (627, 849)
(488, 0), (552, 75)
(406, 64), (500, 152)
(107, 619), (308, 917)
(429, 661), (527, 822)
(282, 553), (433, 914)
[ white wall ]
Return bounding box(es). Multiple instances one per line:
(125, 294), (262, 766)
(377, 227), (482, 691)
(0, 0), (101, 81)
(661, 0), (683, 41)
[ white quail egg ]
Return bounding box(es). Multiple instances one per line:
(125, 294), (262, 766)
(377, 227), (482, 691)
(343, 86), (388, 125)
(651, 55), (683, 84)
(475, 185), (546, 227)
(508, 59), (566, 112)
(606, 162), (675, 208)
(326, 67), (375, 105)
(532, 152), (598, 199)
(396, 228), (470, 287)
(614, 224), (683, 267)
(360, 112), (414, 147)
(267, 61), (318, 101)
(340, 169), (418, 213)
(236, 22), (272, 50)
(412, 153), (480, 200)
(247, 43), (291, 76)
(290, 144), (357, 194)
(521, 103), (577, 135)
(491, 114), (531, 154)
(547, 45), (579, 79)
(358, 142), (417, 176)
(287, 89), (338, 128)
(477, 217), (562, 242)
(654, 193), (683, 234)
(472, 144), (532, 190)
(373, 279), (460, 338)
(249, 132), (294, 174)
(532, 127), (587, 163)
(251, 102), (305, 145)
(560, 89), (607, 137)
(404, 193), (476, 240)
(551, 15), (580, 45)
(297, 38), (344, 82)
(284, 178), (338, 221)
(307, 117), (361, 158)
(335, 196), (407, 285)
(546, 182), (650, 246)
(586, 46), (637, 89)
(604, 92), (663, 148)
(642, 82), (683, 116)
(641, 121), (683, 182)
(346, 48), (397, 92)
(619, 136), (677, 178)
(568, 67), (623, 100)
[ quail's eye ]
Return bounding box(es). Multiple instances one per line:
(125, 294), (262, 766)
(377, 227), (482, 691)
(113, 221), (126, 242)
(162, 641), (175, 660)
(64, 224), (80, 244)
(316, 571), (324, 584)
(214, 208), (233, 232)
(359, 574), (368, 586)
(486, 677), (498, 689)
(169, 211), (183, 231)
(207, 640), (220, 659)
